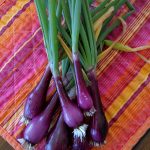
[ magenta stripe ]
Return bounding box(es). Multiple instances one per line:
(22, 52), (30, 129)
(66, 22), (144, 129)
(108, 75), (150, 127)
(0, 0), (17, 19)
(0, 0), (33, 36)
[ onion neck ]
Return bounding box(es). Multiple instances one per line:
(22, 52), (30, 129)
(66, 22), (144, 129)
(88, 69), (108, 143)
(41, 92), (59, 122)
(38, 65), (52, 90)
(54, 76), (69, 106)
(87, 68), (104, 112)
(73, 52), (86, 90)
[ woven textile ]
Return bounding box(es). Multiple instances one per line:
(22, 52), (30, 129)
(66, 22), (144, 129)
(0, 0), (150, 150)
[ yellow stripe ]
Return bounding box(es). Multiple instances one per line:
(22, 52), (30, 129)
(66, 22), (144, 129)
(0, 0), (30, 31)
(105, 63), (150, 122)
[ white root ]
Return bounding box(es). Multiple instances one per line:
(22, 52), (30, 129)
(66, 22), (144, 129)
(24, 142), (34, 150)
(90, 140), (107, 147)
(19, 116), (29, 125)
(84, 106), (96, 117)
(17, 138), (26, 145)
(73, 124), (88, 142)
(17, 138), (34, 150)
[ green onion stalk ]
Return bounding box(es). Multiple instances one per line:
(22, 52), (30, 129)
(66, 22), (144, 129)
(48, 0), (84, 129)
(89, 0), (134, 146)
(31, 0), (135, 149)
(73, 0), (134, 147)
(86, 0), (134, 146)
(59, 1), (96, 148)
(71, 0), (94, 113)
(35, 0), (84, 129)
(75, 0), (108, 146)
(58, 0), (134, 147)
(22, 0), (53, 125)
(60, 0), (108, 148)
(97, 0), (135, 49)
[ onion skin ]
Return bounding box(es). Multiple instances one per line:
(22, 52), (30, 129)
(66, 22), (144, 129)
(45, 114), (71, 150)
(88, 69), (108, 143)
(54, 76), (83, 128)
(24, 92), (58, 144)
(24, 65), (52, 120)
(73, 53), (93, 111)
(73, 136), (91, 150)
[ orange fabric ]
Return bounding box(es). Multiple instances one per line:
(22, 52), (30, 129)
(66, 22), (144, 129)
(0, 0), (150, 150)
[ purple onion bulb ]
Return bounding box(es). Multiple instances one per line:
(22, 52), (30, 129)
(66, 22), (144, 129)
(54, 76), (83, 128)
(73, 53), (93, 111)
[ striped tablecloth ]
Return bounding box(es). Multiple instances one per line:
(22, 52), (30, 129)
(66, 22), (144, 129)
(0, 0), (150, 150)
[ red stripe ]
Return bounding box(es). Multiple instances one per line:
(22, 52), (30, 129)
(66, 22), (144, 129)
(99, 52), (141, 95)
